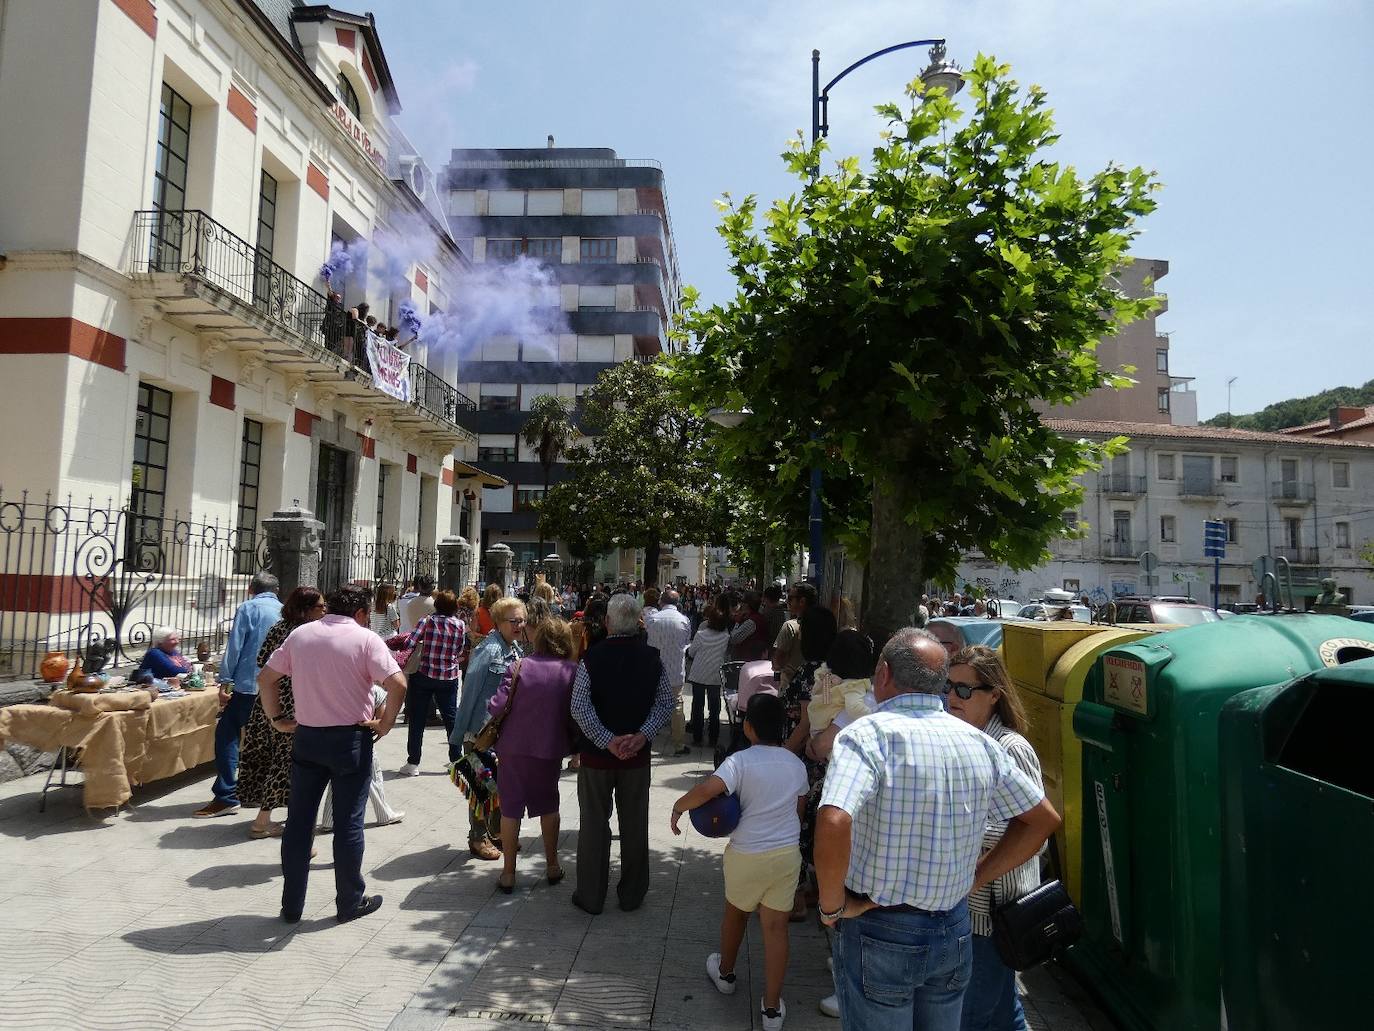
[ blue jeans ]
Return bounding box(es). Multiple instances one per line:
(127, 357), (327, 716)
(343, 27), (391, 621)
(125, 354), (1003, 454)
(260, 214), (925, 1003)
(405, 673), (460, 765)
(211, 691), (257, 804)
(961, 934), (1027, 1031)
(281, 725), (373, 919)
(833, 901), (973, 1031)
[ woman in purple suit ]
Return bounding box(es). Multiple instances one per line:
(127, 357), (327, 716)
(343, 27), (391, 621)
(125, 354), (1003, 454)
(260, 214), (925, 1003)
(488, 615), (578, 892)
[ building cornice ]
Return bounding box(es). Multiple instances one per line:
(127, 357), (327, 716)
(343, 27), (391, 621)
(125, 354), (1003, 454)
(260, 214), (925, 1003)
(3, 250), (133, 293)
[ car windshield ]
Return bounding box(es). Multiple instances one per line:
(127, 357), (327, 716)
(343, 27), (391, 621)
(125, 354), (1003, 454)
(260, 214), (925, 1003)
(1153, 605), (1220, 626)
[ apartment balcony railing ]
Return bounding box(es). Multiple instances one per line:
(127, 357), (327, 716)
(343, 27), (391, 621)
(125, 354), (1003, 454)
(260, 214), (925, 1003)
(131, 210), (474, 438)
(1101, 474), (1147, 496)
(1103, 539), (1147, 560)
(1273, 546), (1320, 565)
(1271, 481), (1316, 503)
(1177, 479), (1225, 497)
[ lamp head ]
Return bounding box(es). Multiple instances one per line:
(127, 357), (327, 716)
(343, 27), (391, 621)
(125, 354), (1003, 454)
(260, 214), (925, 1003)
(919, 42), (964, 98)
(707, 407), (752, 429)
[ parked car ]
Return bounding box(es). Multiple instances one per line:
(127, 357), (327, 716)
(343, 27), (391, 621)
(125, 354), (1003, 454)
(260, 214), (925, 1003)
(1350, 610), (1374, 625)
(1017, 602), (1092, 623)
(1111, 596), (1221, 626)
(929, 616), (1013, 650)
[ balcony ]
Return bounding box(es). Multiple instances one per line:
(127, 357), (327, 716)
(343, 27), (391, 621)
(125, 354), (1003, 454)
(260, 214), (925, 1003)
(1101, 474), (1146, 496)
(1177, 479), (1224, 498)
(1103, 539), (1146, 560)
(1271, 481), (1316, 504)
(131, 210), (475, 444)
(1274, 546), (1320, 565)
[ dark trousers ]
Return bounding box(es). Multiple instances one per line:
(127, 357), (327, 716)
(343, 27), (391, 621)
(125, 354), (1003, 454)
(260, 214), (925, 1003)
(211, 691), (256, 804)
(281, 725), (372, 919)
(575, 764), (650, 914)
(405, 673), (460, 765)
(688, 681), (722, 745)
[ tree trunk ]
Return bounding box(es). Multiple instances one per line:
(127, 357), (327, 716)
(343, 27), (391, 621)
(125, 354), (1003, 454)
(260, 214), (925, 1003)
(537, 463), (550, 559)
(861, 475), (924, 647)
(644, 540), (661, 587)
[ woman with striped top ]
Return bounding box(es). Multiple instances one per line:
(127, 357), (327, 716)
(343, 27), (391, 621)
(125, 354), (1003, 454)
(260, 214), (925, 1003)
(684, 603), (731, 747)
(946, 644), (1043, 1031)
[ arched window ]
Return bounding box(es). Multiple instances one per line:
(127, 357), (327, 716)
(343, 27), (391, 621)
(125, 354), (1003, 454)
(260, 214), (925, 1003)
(336, 72), (361, 119)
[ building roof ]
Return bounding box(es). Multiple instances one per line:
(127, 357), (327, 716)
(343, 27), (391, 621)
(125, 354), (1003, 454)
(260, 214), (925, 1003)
(1045, 417), (1374, 449)
(1279, 405), (1374, 437)
(452, 460), (507, 487)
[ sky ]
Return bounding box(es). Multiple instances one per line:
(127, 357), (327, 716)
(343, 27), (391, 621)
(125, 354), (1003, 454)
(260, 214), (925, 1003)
(361, 0), (1372, 421)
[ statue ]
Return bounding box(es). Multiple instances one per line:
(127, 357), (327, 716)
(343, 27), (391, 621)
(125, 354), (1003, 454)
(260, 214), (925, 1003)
(1312, 577), (1349, 616)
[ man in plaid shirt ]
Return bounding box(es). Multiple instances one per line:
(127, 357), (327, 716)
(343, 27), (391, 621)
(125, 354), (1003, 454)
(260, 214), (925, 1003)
(396, 589), (467, 777)
(815, 627), (1060, 1031)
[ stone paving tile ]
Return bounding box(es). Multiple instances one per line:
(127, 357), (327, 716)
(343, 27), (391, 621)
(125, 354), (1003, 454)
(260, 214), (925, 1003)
(553, 970), (657, 1028)
(73, 983), (205, 1031)
(456, 961), (566, 1016)
(0, 977), (110, 1031)
(651, 970), (754, 1030)
(0, 929), (105, 980)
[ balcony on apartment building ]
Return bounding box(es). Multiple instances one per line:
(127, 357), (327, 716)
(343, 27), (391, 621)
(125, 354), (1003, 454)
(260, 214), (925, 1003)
(1273, 545), (1320, 565)
(1101, 474), (1147, 497)
(1103, 539), (1147, 560)
(1271, 481), (1316, 504)
(1176, 478), (1225, 498)
(130, 210), (475, 444)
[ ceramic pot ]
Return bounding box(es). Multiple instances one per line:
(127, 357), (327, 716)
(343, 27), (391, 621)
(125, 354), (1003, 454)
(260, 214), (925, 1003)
(39, 651), (69, 684)
(72, 673), (104, 694)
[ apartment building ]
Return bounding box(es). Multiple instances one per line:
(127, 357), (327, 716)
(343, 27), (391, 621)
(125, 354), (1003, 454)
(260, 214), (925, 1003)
(0, 1), (495, 670)
(957, 419), (1374, 606)
(443, 144), (681, 577)
(1281, 405), (1374, 443)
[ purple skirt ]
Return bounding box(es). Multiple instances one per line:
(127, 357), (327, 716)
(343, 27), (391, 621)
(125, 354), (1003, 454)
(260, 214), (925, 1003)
(497, 753), (563, 818)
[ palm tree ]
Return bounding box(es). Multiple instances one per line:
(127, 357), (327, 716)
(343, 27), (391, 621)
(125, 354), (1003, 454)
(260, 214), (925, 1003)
(521, 393), (576, 559)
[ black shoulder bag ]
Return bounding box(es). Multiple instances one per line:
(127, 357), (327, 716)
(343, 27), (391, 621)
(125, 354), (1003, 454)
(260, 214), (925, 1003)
(990, 878), (1083, 971)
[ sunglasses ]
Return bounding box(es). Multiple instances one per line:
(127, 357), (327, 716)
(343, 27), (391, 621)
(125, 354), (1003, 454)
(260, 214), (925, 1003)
(946, 679), (994, 700)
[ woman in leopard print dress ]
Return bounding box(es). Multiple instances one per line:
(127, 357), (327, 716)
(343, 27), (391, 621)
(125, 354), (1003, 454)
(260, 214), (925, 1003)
(237, 586), (325, 838)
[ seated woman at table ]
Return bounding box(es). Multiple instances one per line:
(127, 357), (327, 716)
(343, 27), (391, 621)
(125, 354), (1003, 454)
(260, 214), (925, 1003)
(133, 627), (193, 683)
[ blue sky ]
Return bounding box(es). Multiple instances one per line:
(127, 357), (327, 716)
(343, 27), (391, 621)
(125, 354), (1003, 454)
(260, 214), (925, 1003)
(364, 0), (1371, 421)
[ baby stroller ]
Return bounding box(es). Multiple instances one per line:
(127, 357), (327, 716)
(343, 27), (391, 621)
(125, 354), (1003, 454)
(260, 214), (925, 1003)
(713, 659), (778, 768)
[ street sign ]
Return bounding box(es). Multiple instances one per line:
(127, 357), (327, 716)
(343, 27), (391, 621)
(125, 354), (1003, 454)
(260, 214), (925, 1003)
(1139, 551), (1158, 574)
(1203, 520), (1227, 559)
(1172, 570), (1201, 583)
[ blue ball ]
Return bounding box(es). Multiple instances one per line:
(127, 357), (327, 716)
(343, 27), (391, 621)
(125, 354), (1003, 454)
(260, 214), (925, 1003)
(690, 793), (741, 838)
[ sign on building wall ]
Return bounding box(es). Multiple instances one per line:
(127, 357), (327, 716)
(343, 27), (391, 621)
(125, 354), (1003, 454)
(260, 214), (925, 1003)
(329, 102), (386, 169)
(366, 333), (411, 402)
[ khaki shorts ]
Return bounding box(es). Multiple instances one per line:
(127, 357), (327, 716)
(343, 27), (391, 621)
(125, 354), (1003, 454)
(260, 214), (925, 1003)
(723, 844), (801, 913)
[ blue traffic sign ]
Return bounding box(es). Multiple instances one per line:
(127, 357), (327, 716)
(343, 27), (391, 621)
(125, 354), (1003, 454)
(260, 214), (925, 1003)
(1203, 520), (1226, 559)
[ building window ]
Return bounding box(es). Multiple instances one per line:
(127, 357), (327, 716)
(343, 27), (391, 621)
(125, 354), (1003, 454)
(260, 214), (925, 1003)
(376, 461), (389, 533)
(521, 385), (558, 411)
(150, 82), (192, 268)
(581, 189), (619, 215)
(576, 336), (615, 362)
(480, 336), (519, 361)
(336, 72), (362, 119)
(1157, 387), (1170, 413)
(1219, 456), (1238, 483)
(234, 418), (264, 574)
(485, 239), (522, 262)
(1224, 518), (1239, 544)
(1335, 522), (1351, 549)
(1157, 454), (1175, 481)
(526, 190), (563, 215)
(253, 170), (278, 307)
(1156, 348), (1169, 374)
(129, 382), (173, 562)
(449, 191), (477, 216)
(1333, 460), (1351, 489)
(1280, 458), (1299, 484)
(1062, 510), (1079, 533)
(1160, 515), (1176, 543)
(525, 238), (563, 263)
(578, 285), (616, 311)
(580, 238), (618, 264)
(1284, 517), (1301, 549)
(515, 487), (545, 511)
(488, 190), (525, 216)
(479, 384), (519, 411)
(478, 434), (517, 464)
(1112, 510), (1131, 542)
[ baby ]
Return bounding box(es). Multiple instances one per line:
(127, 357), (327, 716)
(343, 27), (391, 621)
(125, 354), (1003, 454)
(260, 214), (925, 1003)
(806, 628), (877, 737)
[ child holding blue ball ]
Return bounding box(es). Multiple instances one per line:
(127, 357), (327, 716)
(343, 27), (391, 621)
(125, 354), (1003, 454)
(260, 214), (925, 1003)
(670, 693), (807, 1031)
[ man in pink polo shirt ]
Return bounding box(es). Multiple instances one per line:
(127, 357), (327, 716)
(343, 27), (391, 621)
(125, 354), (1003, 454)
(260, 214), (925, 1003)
(259, 583), (406, 924)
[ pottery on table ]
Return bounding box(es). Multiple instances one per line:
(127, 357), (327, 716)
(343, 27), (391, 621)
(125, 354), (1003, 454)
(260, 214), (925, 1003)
(40, 651), (69, 684)
(70, 673), (105, 694)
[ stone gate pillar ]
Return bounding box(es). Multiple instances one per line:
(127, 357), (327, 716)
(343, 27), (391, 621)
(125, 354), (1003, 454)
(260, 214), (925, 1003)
(437, 536), (467, 593)
(484, 543), (514, 594)
(262, 506), (324, 598)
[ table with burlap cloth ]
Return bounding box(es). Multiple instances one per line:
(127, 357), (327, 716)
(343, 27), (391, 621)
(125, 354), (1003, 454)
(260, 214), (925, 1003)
(0, 689), (219, 809)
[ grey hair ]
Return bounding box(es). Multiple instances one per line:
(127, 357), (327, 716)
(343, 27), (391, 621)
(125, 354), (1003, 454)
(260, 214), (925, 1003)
(151, 626), (179, 647)
(880, 627), (948, 695)
(606, 594), (642, 635)
(249, 571), (279, 596)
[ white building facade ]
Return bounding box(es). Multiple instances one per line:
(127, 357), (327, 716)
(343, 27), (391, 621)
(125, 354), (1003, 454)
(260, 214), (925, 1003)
(956, 419), (1374, 607)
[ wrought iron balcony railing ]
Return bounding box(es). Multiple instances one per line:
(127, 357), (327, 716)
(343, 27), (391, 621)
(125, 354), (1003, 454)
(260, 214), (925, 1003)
(1273, 546), (1320, 565)
(1271, 481), (1316, 502)
(1101, 474), (1147, 496)
(1103, 539), (1146, 559)
(132, 209), (473, 429)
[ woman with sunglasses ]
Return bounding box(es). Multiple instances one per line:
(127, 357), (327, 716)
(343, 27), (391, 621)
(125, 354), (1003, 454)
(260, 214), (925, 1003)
(946, 645), (1042, 1031)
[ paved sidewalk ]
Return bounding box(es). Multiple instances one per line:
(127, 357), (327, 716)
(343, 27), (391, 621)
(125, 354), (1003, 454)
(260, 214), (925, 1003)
(0, 722), (1115, 1030)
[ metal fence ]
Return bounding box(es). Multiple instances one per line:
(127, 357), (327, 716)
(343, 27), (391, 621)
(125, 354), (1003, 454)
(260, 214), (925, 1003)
(0, 490), (269, 681)
(317, 534), (437, 598)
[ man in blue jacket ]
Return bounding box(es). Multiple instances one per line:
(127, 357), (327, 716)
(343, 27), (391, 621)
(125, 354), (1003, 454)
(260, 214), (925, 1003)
(195, 572), (281, 818)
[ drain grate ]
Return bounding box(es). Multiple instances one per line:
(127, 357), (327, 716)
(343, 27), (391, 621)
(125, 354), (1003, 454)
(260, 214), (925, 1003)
(451, 1010), (551, 1024)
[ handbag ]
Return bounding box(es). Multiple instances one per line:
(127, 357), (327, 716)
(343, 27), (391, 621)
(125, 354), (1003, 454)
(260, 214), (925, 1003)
(403, 620), (427, 677)
(990, 878), (1083, 971)
(472, 658), (522, 752)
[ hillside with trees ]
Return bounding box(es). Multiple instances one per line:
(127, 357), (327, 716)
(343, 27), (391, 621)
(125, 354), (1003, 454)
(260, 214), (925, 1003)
(1203, 379), (1374, 431)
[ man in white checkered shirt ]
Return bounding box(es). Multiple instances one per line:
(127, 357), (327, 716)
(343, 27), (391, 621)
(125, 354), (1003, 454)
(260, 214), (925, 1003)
(815, 627), (1060, 1031)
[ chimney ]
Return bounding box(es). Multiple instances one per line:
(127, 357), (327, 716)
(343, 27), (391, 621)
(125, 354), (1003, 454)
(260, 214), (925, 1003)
(547, 134), (555, 149)
(1330, 405), (1366, 428)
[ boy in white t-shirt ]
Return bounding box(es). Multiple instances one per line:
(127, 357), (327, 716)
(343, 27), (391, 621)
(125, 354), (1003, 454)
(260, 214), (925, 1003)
(671, 693), (807, 1031)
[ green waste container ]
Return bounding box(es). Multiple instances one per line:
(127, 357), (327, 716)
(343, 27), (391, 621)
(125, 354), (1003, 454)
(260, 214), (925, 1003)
(1219, 655), (1374, 1031)
(1068, 615), (1374, 1031)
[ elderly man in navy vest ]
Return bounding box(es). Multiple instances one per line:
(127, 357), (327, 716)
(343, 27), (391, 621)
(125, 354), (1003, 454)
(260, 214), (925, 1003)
(570, 593), (674, 914)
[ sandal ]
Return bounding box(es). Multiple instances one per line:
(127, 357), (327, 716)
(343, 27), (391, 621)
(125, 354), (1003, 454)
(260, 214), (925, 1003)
(497, 873), (516, 895)
(248, 822), (285, 839)
(546, 865), (566, 886)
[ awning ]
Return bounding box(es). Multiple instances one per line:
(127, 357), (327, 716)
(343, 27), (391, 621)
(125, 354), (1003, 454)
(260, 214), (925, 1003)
(451, 460), (507, 487)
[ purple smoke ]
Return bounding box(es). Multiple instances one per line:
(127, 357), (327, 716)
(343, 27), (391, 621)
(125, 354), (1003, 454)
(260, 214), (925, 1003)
(319, 237), (370, 284)
(398, 299), (423, 337)
(420, 255), (568, 358)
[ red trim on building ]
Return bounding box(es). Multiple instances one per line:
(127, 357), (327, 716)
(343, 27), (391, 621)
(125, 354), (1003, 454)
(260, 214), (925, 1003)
(406, 453), (417, 474)
(441, 466), (454, 486)
(356, 433), (375, 459)
(307, 162), (329, 200)
(0, 573), (104, 615)
(226, 85), (257, 133)
(0, 317), (126, 372)
(361, 50), (379, 92)
(414, 268), (428, 293)
(209, 375), (236, 410)
(293, 408), (318, 436)
(335, 27), (356, 50)
(111, 0), (157, 39)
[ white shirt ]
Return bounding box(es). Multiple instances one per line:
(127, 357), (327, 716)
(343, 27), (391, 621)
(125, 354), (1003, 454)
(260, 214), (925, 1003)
(714, 744), (809, 854)
(399, 593), (434, 635)
(686, 626), (730, 686)
(645, 604), (692, 686)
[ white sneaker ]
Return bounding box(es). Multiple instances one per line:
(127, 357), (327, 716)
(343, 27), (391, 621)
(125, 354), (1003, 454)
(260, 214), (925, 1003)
(705, 953), (737, 995)
(398, 763), (420, 777)
(379, 811), (405, 826)
(761, 997), (786, 1031)
(819, 993), (839, 1018)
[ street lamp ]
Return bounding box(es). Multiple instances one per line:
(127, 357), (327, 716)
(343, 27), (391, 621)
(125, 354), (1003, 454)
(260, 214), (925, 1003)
(800, 37), (962, 596)
(706, 406), (752, 430)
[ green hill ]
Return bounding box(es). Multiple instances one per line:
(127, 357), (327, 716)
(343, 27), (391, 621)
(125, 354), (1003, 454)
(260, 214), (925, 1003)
(1202, 379), (1374, 432)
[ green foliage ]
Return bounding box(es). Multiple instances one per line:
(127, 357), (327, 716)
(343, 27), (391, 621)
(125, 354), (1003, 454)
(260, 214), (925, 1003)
(670, 55), (1157, 635)
(521, 393), (576, 479)
(537, 359), (729, 582)
(1360, 537), (1374, 569)
(1201, 379), (1374, 432)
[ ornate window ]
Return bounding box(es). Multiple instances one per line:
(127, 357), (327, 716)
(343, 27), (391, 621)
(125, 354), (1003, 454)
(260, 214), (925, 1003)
(337, 72), (362, 119)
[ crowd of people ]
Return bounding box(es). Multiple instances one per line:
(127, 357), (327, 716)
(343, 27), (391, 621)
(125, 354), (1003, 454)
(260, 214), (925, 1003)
(173, 571), (1059, 1030)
